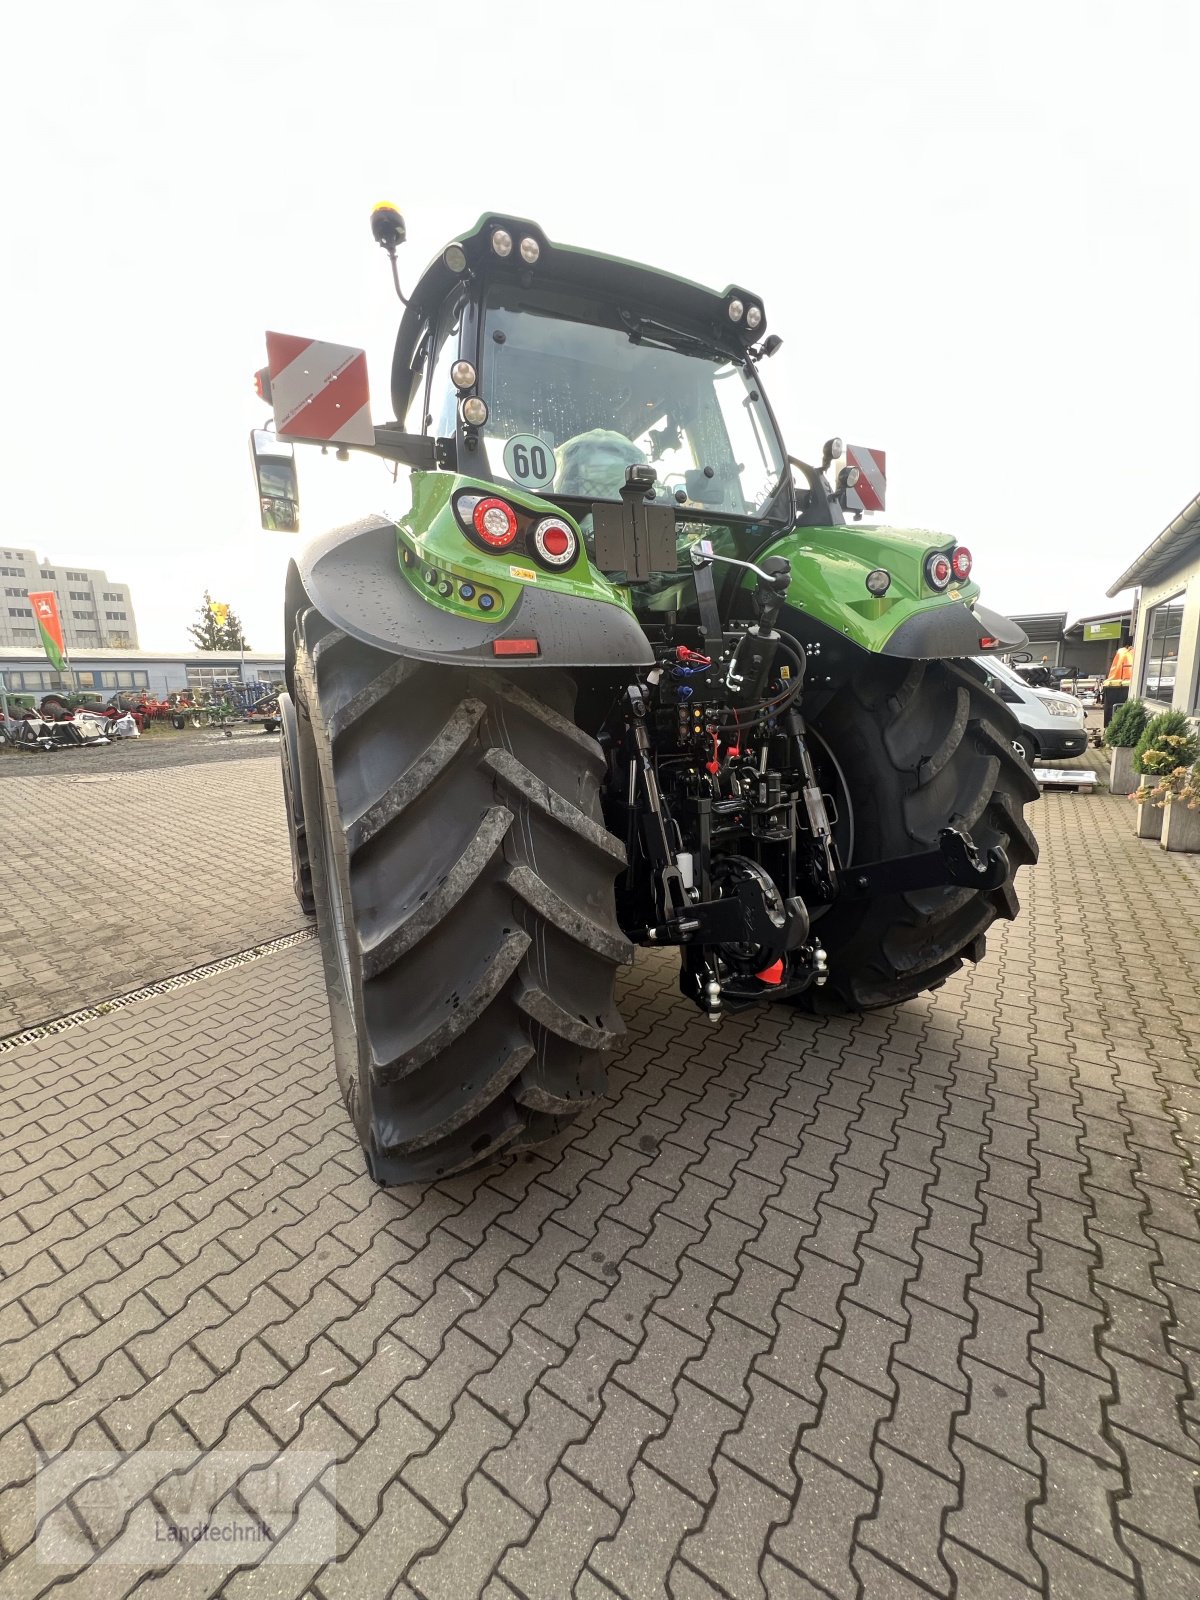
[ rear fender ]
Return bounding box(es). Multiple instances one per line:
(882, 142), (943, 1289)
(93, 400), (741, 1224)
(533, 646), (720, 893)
(758, 523), (1026, 660)
(283, 472), (653, 688)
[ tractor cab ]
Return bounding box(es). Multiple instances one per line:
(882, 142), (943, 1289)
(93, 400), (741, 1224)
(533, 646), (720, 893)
(382, 214), (805, 619)
(394, 216), (792, 530)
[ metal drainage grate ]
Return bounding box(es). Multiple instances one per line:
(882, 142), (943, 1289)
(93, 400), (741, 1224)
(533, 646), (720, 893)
(0, 927), (319, 1052)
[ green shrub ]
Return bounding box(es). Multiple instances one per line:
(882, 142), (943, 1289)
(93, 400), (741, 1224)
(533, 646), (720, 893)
(1133, 710), (1200, 775)
(1103, 697), (1149, 749)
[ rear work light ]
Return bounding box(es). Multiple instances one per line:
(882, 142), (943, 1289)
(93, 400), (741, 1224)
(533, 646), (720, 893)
(951, 546), (973, 581)
(925, 551), (953, 590)
(531, 516), (577, 568)
(472, 497), (519, 548)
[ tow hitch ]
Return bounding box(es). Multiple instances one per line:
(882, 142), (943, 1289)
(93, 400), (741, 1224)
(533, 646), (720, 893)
(840, 826), (1010, 900)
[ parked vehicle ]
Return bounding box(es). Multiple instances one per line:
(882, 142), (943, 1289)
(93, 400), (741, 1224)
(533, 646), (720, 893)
(973, 655), (1088, 763)
(254, 207), (1040, 1182)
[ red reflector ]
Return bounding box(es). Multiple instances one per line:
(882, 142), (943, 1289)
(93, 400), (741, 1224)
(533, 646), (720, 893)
(756, 960), (785, 985)
(542, 525), (569, 557)
(492, 639), (540, 657)
(979, 635), (999, 649)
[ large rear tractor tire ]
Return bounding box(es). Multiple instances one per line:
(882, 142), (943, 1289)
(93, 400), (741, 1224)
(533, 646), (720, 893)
(293, 610), (631, 1184)
(799, 656), (1039, 1012)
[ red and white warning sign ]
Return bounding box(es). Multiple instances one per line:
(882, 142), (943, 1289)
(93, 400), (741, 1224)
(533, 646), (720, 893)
(266, 332), (374, 446)
(844, 445), (886, 514)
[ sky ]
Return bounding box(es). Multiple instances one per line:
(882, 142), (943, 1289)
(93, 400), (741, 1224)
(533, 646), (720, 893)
(3, 0), (1197, 652)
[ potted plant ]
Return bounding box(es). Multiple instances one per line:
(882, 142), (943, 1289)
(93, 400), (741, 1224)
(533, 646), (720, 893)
(1150, 762), (1200, 853)
(1103, 697), (1149, 795)
(1129, 713), (1200, 844)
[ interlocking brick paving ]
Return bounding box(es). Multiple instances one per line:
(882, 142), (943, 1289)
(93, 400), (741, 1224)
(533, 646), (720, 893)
(0, 744), (300, 1034)
(1, 761), (1198, 1598)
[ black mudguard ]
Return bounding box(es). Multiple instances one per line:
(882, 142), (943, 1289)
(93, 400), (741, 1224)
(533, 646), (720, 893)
(880, 600), (1028, 659)
(284, 516), (653, 694)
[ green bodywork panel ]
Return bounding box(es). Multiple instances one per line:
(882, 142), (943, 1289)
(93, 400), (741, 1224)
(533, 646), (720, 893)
(396, 472), (635, 625)
(395, 470), (979, 657)
(757, 523), (980, 653)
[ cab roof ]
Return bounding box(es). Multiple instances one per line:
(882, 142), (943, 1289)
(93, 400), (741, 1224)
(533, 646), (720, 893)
(390, 213), (767, 421)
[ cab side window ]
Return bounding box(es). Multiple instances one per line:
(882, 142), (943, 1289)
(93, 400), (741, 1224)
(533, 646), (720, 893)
(427, 297), (467, 442)
(403, 328), (431, 433)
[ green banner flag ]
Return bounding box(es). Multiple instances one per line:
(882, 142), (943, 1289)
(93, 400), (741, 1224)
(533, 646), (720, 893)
(28, 591), (67, 672)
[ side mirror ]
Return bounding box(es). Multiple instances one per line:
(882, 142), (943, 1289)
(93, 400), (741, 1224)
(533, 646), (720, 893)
(250, 430), (300, 532)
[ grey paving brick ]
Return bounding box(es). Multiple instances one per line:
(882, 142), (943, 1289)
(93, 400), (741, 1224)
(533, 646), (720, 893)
(680, 1454), (790, 1599)
(403, 1391), (510, 1523)
(769, 1452), (874, 1600)
(563, 1383), (666, 1512)
(481, 1387), (590, 1516)
(499, 1468), (619, 1599)
(407, 1472), (532, 1600)
(589, 1462), (705, 1599)
(857, 1443), (957, 1596)
(321, 1394), (432, 1532)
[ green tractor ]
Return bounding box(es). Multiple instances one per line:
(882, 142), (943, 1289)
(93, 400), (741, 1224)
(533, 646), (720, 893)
(253, 208), (1038, 1184)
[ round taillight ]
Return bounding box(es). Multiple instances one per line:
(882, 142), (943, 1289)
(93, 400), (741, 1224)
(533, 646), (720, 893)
(532, 517), (577, 567)
(926, 552), (953, 590)
(951, 546), (973, 581)
(473, 497), (519, 548)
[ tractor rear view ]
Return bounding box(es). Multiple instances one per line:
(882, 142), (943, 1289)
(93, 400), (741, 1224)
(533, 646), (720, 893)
(253, 208), (1038, 1184)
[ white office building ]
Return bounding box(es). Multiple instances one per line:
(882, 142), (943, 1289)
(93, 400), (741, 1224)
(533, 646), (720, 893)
(0, 546), (138, 651)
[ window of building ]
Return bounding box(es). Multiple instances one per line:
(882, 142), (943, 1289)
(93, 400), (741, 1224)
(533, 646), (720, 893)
(8, 605), (32, 617)
(0, 566), (23, 577)
(66, 570), (88, 581)
(102, 590), (125, 602)
(10, 630), (37, 643)
(1141, 595), (1185, 705)
(75, 672), (96, 688)
(73, 610), (95, 620)
(4, 586), (27, 597)
(75, 632), (100, 644)
(105, 610), (127, 621)
(69, 589), (90, 600)
(40, 570), (56, 579)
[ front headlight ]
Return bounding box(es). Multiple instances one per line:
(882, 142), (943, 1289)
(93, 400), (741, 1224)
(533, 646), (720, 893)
(1037, 695), (1083, 719)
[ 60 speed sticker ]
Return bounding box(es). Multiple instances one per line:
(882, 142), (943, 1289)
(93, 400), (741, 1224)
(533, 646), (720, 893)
(503, 434), (556, 490)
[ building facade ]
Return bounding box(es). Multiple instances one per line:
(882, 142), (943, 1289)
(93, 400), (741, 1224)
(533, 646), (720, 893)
(0, 547), (138, 651)
(0, 648), (284, 701)
(1108, 492), (1200, 717)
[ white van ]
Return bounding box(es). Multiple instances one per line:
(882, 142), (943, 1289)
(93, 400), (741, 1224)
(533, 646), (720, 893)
(972, 655), (1088, 764)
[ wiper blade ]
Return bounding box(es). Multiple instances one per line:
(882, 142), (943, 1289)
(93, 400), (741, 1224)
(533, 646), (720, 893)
(618, 309), (742, 365)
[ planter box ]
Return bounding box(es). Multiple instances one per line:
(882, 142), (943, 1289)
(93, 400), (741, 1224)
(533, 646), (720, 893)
(1161, 798), (1200, 853)
(1109, 746), (1138, 796)
(1135, 801), (1163, 841)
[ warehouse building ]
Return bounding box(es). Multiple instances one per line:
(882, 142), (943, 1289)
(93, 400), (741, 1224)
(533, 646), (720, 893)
(0, 647), (285, 701)
(1108, 491), (1200, 715)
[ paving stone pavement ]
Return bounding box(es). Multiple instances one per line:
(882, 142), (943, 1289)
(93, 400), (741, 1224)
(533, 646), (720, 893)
(0, 746), (301, 1035)
(1, 766), (1199, 1597)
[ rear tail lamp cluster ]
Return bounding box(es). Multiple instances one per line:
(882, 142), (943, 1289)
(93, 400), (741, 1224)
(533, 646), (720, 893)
(454, 495), (579, 570)
(925, 546), (973, 590)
